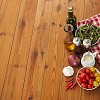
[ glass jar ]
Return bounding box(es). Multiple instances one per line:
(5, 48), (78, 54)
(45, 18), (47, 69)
(64, 24), (75, 51)
(73, 37), (82, 55)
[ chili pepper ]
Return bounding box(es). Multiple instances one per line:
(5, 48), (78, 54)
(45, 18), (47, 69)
(66, 83), (73, 91)
(69, 83), (77, 89)
(67, 80), (73, 85)
(66, 82), (73, 88)
(65, 78), (74, 82)
(66, 86), (69, 91)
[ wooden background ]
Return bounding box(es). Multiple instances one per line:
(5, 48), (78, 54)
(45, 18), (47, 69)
(0, 0), (100, 100)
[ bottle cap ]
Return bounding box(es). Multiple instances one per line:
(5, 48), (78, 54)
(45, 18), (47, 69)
(83, 39), (91, 48)
(68, 6), (73, 12)
(73, 37), (81, 46)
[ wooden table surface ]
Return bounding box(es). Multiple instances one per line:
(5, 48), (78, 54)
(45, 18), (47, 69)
(0, 0), (100, 100)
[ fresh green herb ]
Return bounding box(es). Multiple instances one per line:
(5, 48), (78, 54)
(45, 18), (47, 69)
(75, 24), (100, 44)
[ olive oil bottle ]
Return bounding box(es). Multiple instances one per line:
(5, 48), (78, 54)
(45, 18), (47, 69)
(67, 6), (77, 36)
(64, 24), (75, 51)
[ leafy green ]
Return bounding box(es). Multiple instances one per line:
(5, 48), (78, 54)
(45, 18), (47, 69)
(75, 24), (100, 44)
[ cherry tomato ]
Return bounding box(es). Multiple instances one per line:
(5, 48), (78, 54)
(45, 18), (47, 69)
(80, 73), (86, 78)
(81, 69), (86, 73)
(86, 69), (91, 74)
(90, 73), (94, 78)
(94, 72), (100, 77)
(89, 79), (94, 84)
(83, 79), (88, 83)
(86, 75), (90, 81)
(93, 81), (99, 87)
(81, 83), (87, 88)
(78, 71), (83, 75)
(90, 67), (96, 73)
(88, 84), (93, 89)
(96, 77), (100, 82)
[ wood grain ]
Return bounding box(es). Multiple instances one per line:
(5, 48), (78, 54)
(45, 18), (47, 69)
(0, 0), (22, 97)
(0, 0), (38, 100)
(0, 0), (100, 100)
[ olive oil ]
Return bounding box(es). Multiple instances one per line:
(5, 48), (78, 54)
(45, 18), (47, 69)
(67, 6), (77, 36)
(64, 37), (75, 51)
(64, 24), (75, 51)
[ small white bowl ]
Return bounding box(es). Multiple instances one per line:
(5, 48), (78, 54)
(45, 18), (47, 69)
(76, 67), (100, 90)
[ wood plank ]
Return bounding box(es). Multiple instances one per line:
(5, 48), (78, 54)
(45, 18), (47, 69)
(33, 0), (46, 29)
(75, 0), (85, 21)
(0, 0), (22, 97)
(94, 0), (100, 15)
(0, 0), (3, 8)
(21, 0), (47, 99)
(21, 0), (53, 100)
(0, 0), (38, 100)
(84, 0), (95, 19)
(40, 0), (64, 99)
(47, 0), (72, 100)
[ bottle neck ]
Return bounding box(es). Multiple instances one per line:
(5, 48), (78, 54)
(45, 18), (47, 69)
(68, 32), (74, 39)
(68, 11), (73, 18)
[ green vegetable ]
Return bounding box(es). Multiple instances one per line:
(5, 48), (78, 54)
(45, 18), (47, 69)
(75, 24), (100, 44)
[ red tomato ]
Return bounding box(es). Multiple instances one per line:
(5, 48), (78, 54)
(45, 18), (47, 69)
(91, 77), (95, 81)
(78, 75), (83, 79)
(78, 80), (82, 84)
(86, 69), (91, 74)
(80, 73), (86, 78)
(90, 73), (94, 78)
(78, 71), (83, 75)
(77, 77), (83, 84)
(88, 84), (93, 89)
(83, 79), (88, 83)
(89, 79), (94, 85)
(81, 83), (87, 88)
(86, 75), (90, 81)
(81, 69), (86, 73)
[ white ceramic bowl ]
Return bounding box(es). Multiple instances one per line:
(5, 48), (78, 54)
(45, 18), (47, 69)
(76, 67), (100, 90)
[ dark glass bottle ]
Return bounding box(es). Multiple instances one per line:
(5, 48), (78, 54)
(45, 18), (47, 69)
(67, 6), (77, 36)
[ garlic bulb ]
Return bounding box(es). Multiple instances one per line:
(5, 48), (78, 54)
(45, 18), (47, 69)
(62, 66), (74, 77)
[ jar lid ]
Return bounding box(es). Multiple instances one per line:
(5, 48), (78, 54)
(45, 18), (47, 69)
(73, 37), (81, 46)
(83, 39), (91, 48)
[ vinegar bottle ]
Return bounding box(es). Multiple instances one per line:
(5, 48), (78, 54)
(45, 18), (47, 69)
(64, 24), (75, 51)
